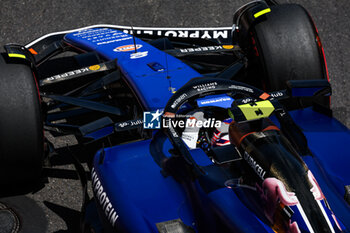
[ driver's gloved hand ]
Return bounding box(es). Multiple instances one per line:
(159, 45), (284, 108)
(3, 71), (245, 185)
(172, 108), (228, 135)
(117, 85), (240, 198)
(211, 118), (232, 146)
(181, 111), (207, 149)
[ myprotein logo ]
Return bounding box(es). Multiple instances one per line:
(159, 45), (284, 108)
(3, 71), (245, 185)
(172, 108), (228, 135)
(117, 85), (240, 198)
(122, 29), (230, 39)
(91, 168), (119, 227)
(130, 51), (148, 59)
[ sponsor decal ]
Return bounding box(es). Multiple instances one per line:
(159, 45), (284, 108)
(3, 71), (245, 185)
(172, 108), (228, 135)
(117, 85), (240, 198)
(130, 51), (148, 59)
(131, 119), (143, 126)
(197, 94), (234, 108)
(199, 98), (231, 105)
(193, 82), (217, 92)
(171, 93), (188, 109)
(228, 84), (254, 93)
(72, 28), (133, 45)
(117, 119), (143, 128)
(89, 64), (101, 71)
(118, 122), (128, 128)
(270, 91), (284, 98)
(123, 29), (229, 39)
(97, 36), (133, 45)
(91, 168), (119, 227)
(243, 151), (266, 180)
(115, 119), (143, 132)
(180, 46), (226, 53)
(179, 45), (234, 53)
(222, 45), (234, 49)
(122, 119), (142, 128)
(44, 67), (90, 83)
(240, 98), (254, 104)
(143, 109), (163, 129)
(26, 26), (232, 49)
(113, 44), (142, 52)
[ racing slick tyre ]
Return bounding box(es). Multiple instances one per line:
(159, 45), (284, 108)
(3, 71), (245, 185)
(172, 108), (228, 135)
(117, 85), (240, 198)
(250, 4), (328, 91)
(0, 54), (44, 185)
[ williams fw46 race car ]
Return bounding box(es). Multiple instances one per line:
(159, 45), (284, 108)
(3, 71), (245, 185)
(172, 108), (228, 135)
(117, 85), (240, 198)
(0, 1), (349, 233)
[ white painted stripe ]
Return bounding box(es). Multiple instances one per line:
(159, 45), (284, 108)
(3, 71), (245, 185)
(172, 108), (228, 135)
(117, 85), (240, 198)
(331, 214), (342, 231)
(25, 25), (232, 48)
(317, 200), (335, 233)
(296, 203), (315, 233)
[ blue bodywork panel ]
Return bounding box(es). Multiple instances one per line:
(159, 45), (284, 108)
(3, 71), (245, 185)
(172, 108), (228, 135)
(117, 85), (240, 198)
(92, 108), (350, 233)
(66, 28), (350, 232)
(92, 140), (195, 232)
(288, 108), (350, 229)
(65, 28), (201, 110)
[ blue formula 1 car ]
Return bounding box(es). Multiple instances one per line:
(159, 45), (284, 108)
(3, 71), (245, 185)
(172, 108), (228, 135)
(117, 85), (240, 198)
(0, 1), (349, 233)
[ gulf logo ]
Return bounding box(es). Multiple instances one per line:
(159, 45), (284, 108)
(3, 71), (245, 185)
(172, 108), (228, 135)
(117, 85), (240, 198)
(113, 44), (143, 52)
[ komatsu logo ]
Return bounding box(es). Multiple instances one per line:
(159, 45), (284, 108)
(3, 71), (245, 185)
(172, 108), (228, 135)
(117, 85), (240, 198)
(91, 168), (119, 227)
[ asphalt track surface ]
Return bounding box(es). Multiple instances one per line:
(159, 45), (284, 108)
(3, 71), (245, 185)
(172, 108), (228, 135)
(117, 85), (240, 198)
(0, 0), (349, 232)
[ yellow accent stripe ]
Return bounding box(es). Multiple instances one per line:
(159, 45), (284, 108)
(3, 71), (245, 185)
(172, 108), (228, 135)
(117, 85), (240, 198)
(228, 109), (234, 120)
(254, 8), (271, 18)
(8, 53), (26, 59)
(238, 100), (274, 121)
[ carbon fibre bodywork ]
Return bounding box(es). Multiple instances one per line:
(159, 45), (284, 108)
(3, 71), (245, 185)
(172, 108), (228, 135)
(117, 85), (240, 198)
(59, 27), (350, 232)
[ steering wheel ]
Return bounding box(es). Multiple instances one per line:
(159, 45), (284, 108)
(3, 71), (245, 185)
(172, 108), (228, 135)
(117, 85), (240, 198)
(162, 77), (276, 176)
(164, 77), (272, 115)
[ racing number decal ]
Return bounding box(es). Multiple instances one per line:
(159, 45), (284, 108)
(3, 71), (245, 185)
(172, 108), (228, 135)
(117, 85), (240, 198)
(238, 100), (274, 121)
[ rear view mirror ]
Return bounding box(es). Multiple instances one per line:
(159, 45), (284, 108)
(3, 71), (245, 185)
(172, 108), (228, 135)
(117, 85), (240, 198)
(287, 79), (331, 97)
